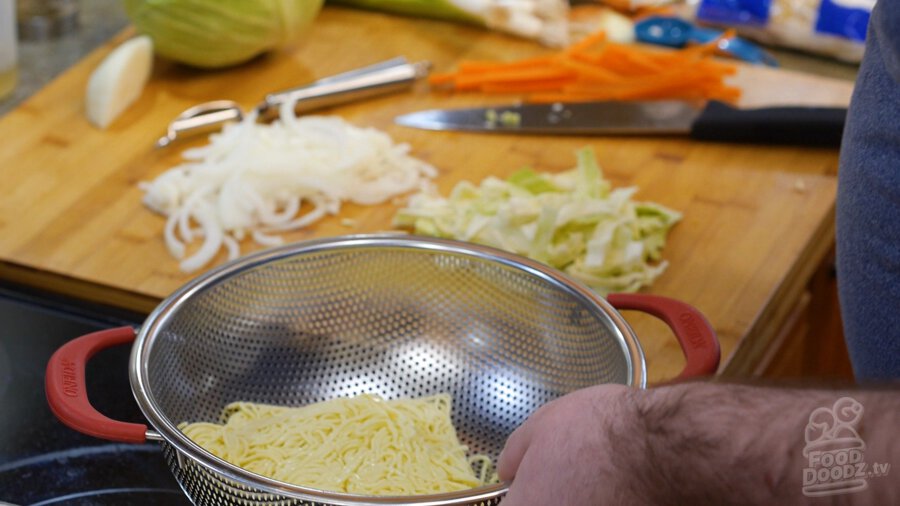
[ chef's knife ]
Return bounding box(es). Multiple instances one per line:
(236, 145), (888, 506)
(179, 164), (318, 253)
(395, 100), (847, 147)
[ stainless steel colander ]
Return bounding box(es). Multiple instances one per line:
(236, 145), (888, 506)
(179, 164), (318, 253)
(47, 234), (719, 506)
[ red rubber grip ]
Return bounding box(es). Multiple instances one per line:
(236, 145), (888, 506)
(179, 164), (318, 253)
(608, 293), (720, 379)
(45, 326), (147, 443)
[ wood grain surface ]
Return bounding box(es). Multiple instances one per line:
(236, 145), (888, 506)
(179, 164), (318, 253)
(0, 6), (854, 383)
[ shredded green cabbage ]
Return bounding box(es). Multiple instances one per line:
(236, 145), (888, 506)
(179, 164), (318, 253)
(393, 148), (682, 295)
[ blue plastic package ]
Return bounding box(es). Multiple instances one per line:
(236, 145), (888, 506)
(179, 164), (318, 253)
(685, 0), (872, 61)
(815, 0), (870, 42)
(698, 0), (772, 27)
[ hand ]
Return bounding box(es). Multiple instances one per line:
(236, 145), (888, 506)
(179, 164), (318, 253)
(497, 384), (653, 506)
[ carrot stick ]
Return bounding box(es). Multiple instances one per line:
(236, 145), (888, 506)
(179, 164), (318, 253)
(427, 27), (742, 104)
(453, 66), (574, 89)
(566, 30), (608, 55)
(457, 55), (558, 73)
(681, 29), (738, 58)
(555, 57), (622, 83)
(480, 78), (575, 93)
(604, 45), (667, 73)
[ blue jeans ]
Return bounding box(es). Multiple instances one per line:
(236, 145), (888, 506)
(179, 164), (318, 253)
(836, 0), (900, 380)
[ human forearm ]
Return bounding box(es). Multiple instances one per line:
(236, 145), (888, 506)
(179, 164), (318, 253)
(633, 382), (900, 505)
(498, 381), (899, 506)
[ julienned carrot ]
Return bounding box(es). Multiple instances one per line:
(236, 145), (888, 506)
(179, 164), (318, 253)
(555, 57), (621, 83)
(428, 29), (742, 104)
(480, 78), (574, 93)
(453, 66), (575, 90)
(599, 45), (667, 74)
(563, 78), (723, 101)
(457, 55), (557, 73)
(565, 29), (607, 55)
(680, 29), (738, 58)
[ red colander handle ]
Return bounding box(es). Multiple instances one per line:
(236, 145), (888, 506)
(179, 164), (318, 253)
(45, 326), (148, 444)
(607, 293), (720, 379)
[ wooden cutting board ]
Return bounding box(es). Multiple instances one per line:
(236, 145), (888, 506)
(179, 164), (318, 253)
(0, 6), (853, 383)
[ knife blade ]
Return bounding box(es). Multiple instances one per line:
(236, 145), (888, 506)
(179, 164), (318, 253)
(395, 100), (848, 147)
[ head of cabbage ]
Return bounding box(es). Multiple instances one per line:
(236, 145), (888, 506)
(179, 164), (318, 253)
(123, 0), (324, 69)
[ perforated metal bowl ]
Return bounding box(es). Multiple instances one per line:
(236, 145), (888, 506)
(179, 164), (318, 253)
(47, 234), (719, 506)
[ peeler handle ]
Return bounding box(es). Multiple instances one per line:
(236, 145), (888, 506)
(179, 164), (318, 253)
(45, 326), (149, 444)
(258, 59), (431, 117)
(607, 293), (720, 379)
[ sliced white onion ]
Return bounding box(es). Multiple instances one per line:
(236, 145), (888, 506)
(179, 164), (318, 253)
(251, 230), (284, 247)
(141, 108), (436, 273)
(163, 211), (185, 260)
(179, 202), (223, 273)
(222, 235), (240, 261)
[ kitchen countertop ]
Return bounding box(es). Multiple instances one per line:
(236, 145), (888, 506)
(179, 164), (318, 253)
(767, 48), (858, 81)
(0, 5), (855, 383)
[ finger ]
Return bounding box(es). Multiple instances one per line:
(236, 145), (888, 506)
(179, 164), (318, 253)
(497, 437), (549, 506)
(497, 414), (539, 481)
(497, 477), (524, 506)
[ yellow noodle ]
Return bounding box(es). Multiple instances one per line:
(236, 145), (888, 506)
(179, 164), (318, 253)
(179, 393), (495, 495)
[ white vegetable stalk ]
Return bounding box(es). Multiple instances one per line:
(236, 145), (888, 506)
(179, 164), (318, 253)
(140, 107), (436, 273)
(478, 0), (570, 46)
(332, 0), (570, 47)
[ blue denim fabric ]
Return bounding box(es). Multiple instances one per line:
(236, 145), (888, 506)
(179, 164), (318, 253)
(836, 0), (900, 380)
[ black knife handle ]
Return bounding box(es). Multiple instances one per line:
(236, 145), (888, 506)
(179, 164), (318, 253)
(690, 101), (847, 147)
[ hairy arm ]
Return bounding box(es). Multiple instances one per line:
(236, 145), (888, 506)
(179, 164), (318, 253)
(498, 382), (899, 505)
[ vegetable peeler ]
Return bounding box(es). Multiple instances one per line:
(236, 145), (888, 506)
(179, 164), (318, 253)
(155, 57), (431, 148)
(635, 16), (779, 67)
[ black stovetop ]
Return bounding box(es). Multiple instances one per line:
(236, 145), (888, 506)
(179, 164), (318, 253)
(0, 283), (190, 505)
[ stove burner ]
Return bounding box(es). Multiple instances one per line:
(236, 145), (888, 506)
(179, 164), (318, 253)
(0, 444), (187, 505)
(30, 489), (185, 506)
(0, 285), (188, 504)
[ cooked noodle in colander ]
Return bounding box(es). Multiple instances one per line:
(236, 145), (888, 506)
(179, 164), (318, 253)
(179, 393), (496, 495)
